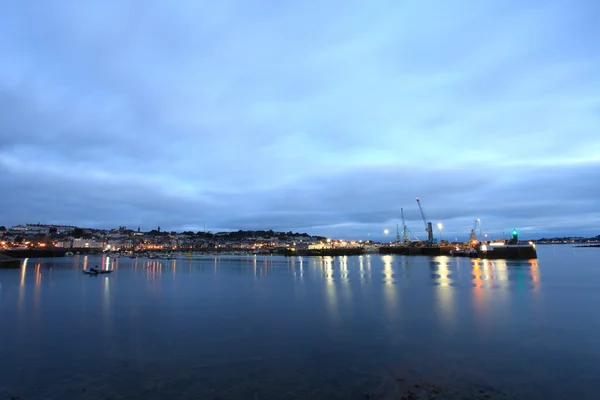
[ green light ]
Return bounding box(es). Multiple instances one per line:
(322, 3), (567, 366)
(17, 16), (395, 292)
(512, 230), (518, 236)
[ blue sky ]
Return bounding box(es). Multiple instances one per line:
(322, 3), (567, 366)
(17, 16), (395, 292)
(1, 0), (599, 240)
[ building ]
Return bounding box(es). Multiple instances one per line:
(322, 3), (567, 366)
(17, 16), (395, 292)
(9, 225), (27, 233)
(71, 238), (103, 249)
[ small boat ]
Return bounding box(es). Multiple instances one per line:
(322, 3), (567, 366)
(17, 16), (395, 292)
(82, 269), (114, 275)
(83, 269), (98, 275)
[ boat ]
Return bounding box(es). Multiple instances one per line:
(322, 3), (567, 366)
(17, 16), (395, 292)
(450, 248), (477, 257)
(82, 269), (114, 275)
(82, 270), (99, 275)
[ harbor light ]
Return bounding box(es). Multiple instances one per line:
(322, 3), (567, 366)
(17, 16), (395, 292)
(383, 229), (389, 235)
(437, 223), (443, 242)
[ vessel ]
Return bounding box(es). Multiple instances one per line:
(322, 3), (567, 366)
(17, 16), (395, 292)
(450, 248), (477, 257)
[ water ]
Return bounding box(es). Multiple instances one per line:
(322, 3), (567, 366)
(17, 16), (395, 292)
(0, 245), (599, 399)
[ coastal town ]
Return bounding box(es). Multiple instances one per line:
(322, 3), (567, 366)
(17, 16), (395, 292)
(0, 223), (366, 256)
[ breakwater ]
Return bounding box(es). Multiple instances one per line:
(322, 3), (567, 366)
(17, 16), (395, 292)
(381, 244), (537, 259)
(479, 245), (537, 259)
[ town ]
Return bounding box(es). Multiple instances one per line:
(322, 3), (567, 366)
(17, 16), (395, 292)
(0, 223), (368, 256)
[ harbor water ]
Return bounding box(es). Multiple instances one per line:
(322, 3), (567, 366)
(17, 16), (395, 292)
(1, 245), (599, 399)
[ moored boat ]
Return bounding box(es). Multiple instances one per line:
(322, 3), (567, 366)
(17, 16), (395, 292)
(450, 247), (477, 257)
(82, 268), (114, 275)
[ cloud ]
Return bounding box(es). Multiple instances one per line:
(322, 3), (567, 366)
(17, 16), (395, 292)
(1, 0), (599, 238)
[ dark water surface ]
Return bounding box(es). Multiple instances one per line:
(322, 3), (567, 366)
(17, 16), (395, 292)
(1, 245), (599, 399)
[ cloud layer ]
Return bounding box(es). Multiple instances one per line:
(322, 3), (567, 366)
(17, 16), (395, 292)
(1, 0), (599, 239)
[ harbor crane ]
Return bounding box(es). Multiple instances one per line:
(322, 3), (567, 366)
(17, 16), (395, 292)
(416, 197), (435, 244)
(401, 208), (411, 244)
(469, 219), (480, 243)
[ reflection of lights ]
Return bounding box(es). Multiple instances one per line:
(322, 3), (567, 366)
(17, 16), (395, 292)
(21, 258), (28, 286)
(35, 262), (41, 286)
(324, 259), (338, 324)
(472, 260), (483, 288)
(382, 255), (394, 284)
(381, 255), (398, 318)
(434, 256), (452, 287)
(104, 276), (110, 295)
(494, 260), (508, 284)
(324, 257), (334, 280)
(471, 260), (486, 324)
(340, 256), (348, 279)
(530, 259), (540, 289)
(433, 257), (455, 329)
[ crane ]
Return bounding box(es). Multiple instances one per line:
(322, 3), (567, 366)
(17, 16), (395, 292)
(416, 197), (434, 244)
(401, 208), (411, 244)
(395, 224), (401, 244)
(469, 219), (480, 243)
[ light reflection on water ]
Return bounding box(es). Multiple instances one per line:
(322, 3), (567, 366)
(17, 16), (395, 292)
(3, 248), (599, 400)
(381, 255), (398, 320)
(431, 257), (456, 330)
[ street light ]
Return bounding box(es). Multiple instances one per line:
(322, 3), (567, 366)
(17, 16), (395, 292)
(383, 229), (389, 242)
(437, 223), (443, 243)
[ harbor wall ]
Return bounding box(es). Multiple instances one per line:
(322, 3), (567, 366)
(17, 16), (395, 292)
(478, 246), (537, 259)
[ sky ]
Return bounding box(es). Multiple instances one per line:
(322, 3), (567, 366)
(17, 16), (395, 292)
(1, 0), (599, 240)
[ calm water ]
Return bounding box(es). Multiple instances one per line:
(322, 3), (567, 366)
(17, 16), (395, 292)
(1, 246), (599, 399)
